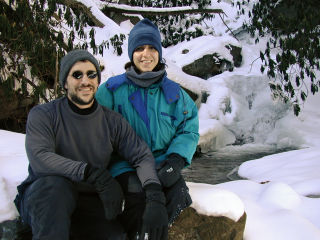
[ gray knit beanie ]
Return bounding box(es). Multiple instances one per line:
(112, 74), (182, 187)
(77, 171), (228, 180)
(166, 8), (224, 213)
(128, 18), (162, 62)
(59, 49), (101, 89)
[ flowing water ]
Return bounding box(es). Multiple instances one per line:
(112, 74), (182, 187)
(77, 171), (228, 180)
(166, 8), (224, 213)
(182, 145), (297, 185)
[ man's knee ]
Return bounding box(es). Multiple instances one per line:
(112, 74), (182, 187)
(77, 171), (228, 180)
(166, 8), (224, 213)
(25, 176), (77, 205)
(21, 176), (77, 225)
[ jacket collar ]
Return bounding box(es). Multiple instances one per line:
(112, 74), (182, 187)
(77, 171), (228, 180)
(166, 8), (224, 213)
(106, 73), (180, 104)
(160, 76), (180, 104)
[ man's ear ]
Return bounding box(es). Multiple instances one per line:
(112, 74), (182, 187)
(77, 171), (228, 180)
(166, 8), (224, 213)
(64, 80), (68, 90)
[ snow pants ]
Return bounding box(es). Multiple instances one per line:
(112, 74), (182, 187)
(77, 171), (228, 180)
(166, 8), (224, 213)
(16, 176), (126, 240)
(116, 172), (192, 240)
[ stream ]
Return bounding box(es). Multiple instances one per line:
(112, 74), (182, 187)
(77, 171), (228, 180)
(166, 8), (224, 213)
(182, 145), (297, 185)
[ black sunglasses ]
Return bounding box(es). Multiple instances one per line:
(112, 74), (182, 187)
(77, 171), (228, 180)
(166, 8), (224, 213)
(71, 70), (98, 79)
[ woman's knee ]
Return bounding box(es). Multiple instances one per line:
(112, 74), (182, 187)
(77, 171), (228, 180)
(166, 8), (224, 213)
(164, 177), (192, 224)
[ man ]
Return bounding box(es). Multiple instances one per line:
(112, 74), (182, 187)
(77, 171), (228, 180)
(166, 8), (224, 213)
(14, 49), (168, 240)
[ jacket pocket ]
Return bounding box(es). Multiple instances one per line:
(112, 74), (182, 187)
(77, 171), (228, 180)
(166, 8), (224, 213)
(160, 112), (176, 121)
(160, 112), (177, 127)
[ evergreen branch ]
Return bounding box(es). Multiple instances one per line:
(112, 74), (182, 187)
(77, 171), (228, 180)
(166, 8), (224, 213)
(24, 77), (49, 103)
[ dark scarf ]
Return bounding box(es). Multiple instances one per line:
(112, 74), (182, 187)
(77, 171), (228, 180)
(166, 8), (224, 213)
(126, 66), (166, 88)
(67, 97), (98, 115)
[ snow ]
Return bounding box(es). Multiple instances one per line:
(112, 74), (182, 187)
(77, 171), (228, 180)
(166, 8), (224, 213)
(165, 35), (240, 67)
(238, 147), (320, 196)
(188, 182), (244, 222)
(219, 180), (320, 240)
(1, 0), (320, 239)
(77, 0), (123, 33)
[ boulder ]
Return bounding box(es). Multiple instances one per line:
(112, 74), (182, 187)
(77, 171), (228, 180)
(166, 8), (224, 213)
(182, 45), (242, 80)
(226, 45), (242, 68)
(0, 210), (247, 240)
(182, 54), (226, 80)
(1, 209), (247, 240)
(169, 207), (246, 240)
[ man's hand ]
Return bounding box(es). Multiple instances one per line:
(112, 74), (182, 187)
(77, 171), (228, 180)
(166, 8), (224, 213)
(84, 164), (124, 220)
(140, 184), (168, 240)
(157, 153), (185, 188)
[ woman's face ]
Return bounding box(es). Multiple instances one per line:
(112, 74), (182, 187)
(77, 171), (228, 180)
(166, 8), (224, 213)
(133, 45), (159, 72)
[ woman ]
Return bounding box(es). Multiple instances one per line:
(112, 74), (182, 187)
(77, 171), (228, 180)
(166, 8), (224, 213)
(96, 18), (199, 240)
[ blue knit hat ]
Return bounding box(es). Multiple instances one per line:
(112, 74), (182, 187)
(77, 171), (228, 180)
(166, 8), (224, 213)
(59, 49), (101, 89)
(128, 18), (162, 62)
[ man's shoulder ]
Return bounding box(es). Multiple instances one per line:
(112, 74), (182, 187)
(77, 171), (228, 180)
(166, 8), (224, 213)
(30, 98), (64, 114)
(31, 98), (61, 111)
(97, 104), (131, 133)
(98, 104), (124, 120)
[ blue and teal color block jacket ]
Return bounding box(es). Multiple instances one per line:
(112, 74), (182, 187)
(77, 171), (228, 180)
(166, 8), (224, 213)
(96, 72), (199, 177)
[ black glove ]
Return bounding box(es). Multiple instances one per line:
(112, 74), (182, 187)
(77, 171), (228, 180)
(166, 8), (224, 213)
(157, 153), (185, 188)
(140, 184), (168, 240)
(84, 164), (124, 220)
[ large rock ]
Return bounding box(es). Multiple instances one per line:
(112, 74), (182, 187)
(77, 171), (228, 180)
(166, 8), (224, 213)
(169, 207), (246, 240)
(0, 210), (246, 240)
(182, 45), (242, 80)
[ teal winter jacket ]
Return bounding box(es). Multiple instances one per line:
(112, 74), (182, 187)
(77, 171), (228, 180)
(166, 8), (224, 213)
(95, 73), (199, 177)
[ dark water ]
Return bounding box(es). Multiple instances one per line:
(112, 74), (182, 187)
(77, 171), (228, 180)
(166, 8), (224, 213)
(182, 146), (297, 185)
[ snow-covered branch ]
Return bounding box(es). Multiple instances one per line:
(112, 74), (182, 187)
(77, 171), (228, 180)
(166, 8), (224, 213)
(99, 2), (224, 15)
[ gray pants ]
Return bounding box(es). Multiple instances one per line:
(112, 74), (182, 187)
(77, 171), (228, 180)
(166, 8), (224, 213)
(17, 176), (126, 240)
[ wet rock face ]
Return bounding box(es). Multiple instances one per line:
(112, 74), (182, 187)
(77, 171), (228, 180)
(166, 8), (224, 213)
(182, 45), (242, 80)
(227, 45), (242, 68)
(182, 54), (226, 80)
(168, 207), (246, 240)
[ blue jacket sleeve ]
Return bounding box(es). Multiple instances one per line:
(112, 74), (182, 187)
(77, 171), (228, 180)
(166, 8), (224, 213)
(165, 89), (199, 166)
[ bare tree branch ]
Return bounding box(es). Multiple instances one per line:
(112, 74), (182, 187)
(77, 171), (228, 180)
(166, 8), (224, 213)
(218, 13), (239, 41)
(101, 3), (224, 16)
(56, 1), (224, 28)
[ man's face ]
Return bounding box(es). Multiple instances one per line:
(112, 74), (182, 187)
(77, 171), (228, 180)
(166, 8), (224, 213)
(65, 61), (99, 109)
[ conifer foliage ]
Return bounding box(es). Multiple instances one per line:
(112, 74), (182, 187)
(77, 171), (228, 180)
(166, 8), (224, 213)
(0, 0), (114, 104)
(237, 0), (320, 115)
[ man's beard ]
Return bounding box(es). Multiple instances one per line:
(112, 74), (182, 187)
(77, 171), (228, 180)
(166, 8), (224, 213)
(69, 93), (95, 106)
